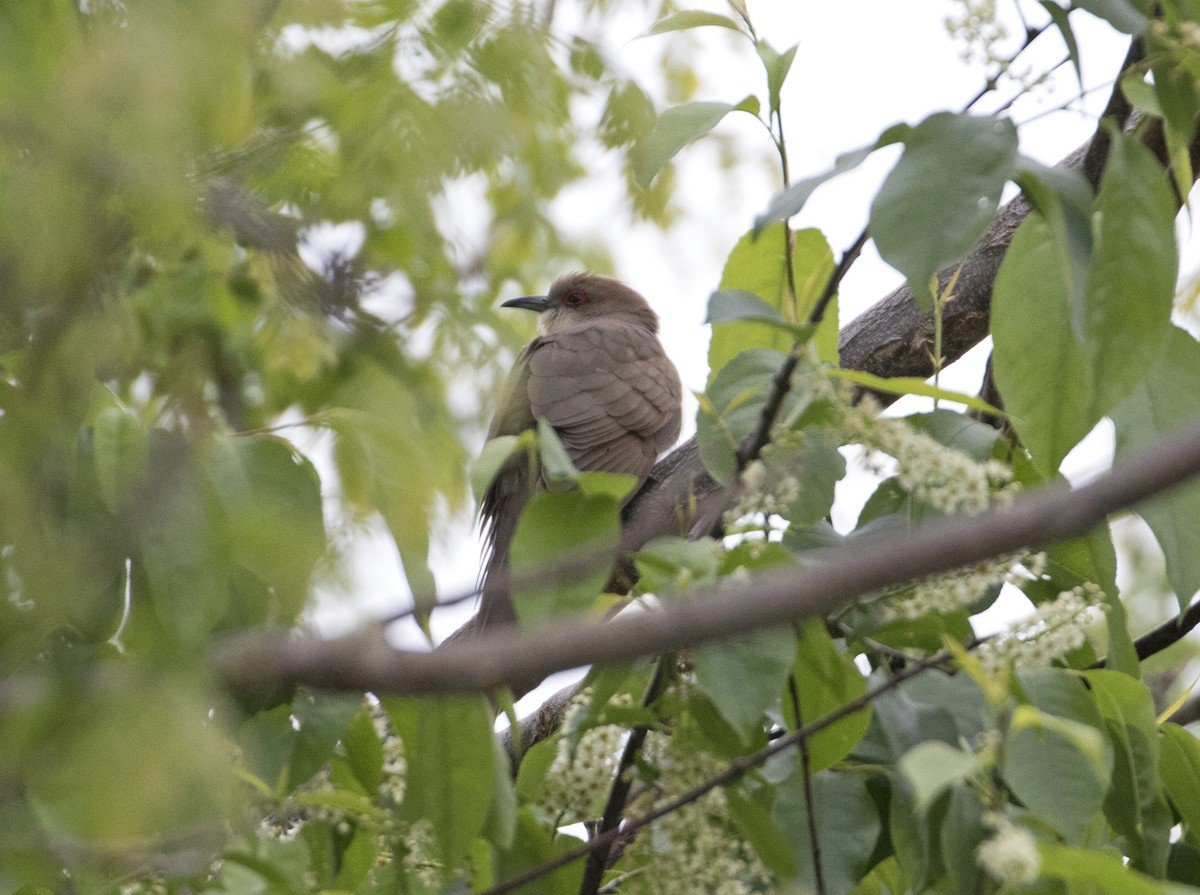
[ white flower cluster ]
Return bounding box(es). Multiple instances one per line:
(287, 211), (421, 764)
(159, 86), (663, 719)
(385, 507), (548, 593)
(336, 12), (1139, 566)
(843, 405), (1015, 516)
(369, 698), (407, 805)
(976, 812), (1041, 886)
(625, 733), (770, 895)
(887, 553), (1046, 620)
(945, 0), (1009, 67)
(539, 689), (630, 823)
(725, 456), (803, 526)
(979, 583), (1105, 675)
(402, 818), (445, 889)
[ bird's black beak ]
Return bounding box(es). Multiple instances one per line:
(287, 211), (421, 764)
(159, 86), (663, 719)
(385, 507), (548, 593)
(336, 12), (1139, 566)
(501, 295), (553, 313)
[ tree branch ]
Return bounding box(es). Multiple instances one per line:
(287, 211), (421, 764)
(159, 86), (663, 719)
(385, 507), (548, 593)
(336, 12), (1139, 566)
(213, 416), (1200, 696)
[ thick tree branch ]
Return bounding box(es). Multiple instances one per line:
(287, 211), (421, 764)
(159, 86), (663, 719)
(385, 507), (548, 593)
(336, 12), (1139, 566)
(213, 416), (1200, 696)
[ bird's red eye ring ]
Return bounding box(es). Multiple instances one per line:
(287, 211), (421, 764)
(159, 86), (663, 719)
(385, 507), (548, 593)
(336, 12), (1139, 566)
(563, 290), (590, 307)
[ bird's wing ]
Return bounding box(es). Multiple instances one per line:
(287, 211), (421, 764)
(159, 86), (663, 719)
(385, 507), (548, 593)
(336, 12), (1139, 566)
(527, 321), (682, 480)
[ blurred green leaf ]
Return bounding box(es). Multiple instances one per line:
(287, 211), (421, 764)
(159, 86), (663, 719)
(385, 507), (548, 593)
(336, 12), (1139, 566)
(509, 490), (621, 623)
(1160, 723), (1200, 849)
(1003, 705), (1111, 841)
(773, 770), (881, 895)
(899, 741), (978, 813)
(385, 695), (497, 867)
(631, 100), (748, 189)
(640, 10), (746, 37)
(1071, 0), (1149, 33)
(788, 620), (870, 772)
(693, 627), (796, 742)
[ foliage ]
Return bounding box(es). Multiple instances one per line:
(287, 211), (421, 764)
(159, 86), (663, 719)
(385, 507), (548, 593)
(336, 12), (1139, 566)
(4, 1), (1200, 895)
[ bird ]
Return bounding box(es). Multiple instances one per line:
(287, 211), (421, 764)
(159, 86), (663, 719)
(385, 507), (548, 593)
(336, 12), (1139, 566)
(477, 272), (683, 631)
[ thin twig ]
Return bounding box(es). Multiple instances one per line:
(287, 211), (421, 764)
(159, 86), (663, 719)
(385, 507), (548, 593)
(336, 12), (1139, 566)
(578, 658), (671, 895)
(788, 672), (825, 895)
(1090, 598), (1200, 669)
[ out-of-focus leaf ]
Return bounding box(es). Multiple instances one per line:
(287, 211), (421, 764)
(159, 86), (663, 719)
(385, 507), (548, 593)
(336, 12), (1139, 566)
(1160, 723), (1200, 849)
(1086, 670), (1173, 875)
(472, 435), (522, 502)
(1040, 1), (1082, 83)
(385, 695), (497, 867)
(788, 620), (870, 772)
(631, 99), (752, 188)
(509, 490), (620, 623)
(728, 786), (796, 876)
(1003, 705), (1111, 842)
(899, 741), (979, 813)
(640, 10), (746, 37)
(757, 40), (797, 115)
(870, 113), (1018, 309)
(693, 627), (796, 742)
(773, 770), (880, 895)
(1072, 0), (1149, 34)
(92, 405), (149, 513)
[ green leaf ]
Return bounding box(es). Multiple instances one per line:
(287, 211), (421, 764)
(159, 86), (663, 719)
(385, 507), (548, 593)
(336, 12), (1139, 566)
(92, 405), (148, 513)
(1086, 669), (1173, 875)
(575, 470), (638, 501)
(1013, 155), (1094, 326)
(788, 620), (871, 772)
(289, 691), (361, 791)
(692, 627), (796, 742)
(1071, 0), (1149, 34)
(1040, 844), (1193, 895)
(1040, 1), (1082, 84)
(1112, 327), (1200, 612)
(472, 435), (521, 502)
(640, 10), (746, 37)
(509, 490), (621, 623)
(1083, 131), (1177, 416)
(757, 40), (797, 115)
(342, 709), (384, 795)
(870, 112), (1018, 309)
(385, 695), (497, 867)
(727, 786), (796, 876)
(697, 348), (794, 483)
(827, 367), (1005, 417)
(631, 100), (746, 188)
(991, 213), (1095, 476)
(1003, 704), (1111, 841)
(773, 770), (881, 895)
(536, 418), (578, 483)
(205, 435), (326, 619)
(494, 808), (585, 895)
(1161, 723), (1200, 848)
(898, 741), (979, 813)
(940, 784), (987, 895)
(755, 126), (909, 232)
(634, 536), (720, 593)
(708, 226), (836, 380)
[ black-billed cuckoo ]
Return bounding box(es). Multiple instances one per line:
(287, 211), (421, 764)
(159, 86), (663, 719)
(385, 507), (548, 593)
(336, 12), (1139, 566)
(478, 272), (683, 629)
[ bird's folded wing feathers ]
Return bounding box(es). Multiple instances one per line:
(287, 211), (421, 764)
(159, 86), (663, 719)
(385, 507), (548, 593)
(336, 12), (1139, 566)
(526, 322), (681, 478)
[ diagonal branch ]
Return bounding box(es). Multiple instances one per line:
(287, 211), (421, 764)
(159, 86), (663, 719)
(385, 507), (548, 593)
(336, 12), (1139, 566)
(212, 415), (1200, 697)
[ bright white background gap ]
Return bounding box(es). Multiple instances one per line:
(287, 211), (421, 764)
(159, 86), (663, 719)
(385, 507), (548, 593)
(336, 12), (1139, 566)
(291, 3), (1198, 711)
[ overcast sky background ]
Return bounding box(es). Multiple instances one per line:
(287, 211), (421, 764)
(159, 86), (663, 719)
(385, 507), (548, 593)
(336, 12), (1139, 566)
(301, 2), (1189, 697)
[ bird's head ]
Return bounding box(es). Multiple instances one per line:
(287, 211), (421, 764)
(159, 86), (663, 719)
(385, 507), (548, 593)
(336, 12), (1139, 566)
(501, 272), (660, 335)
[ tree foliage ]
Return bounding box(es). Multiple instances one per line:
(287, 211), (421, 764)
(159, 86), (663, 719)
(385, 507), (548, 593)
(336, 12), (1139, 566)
(5, 1), (1200, 895)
